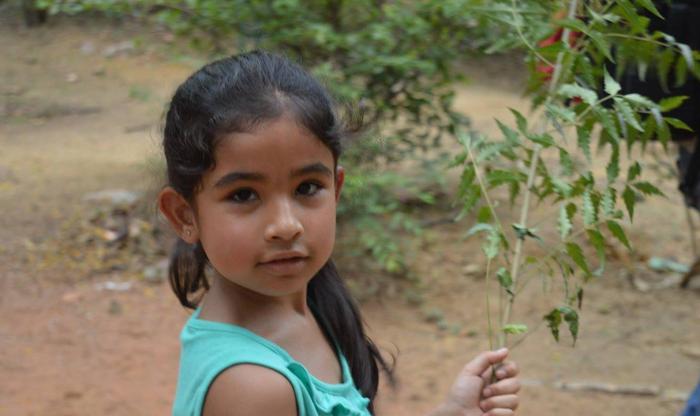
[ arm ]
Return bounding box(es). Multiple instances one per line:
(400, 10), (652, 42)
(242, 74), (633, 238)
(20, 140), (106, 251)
(426, 349), (520, 416)
(202, 364), (297, 416)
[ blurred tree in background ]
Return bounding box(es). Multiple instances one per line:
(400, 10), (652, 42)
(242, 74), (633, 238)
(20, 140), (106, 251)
(33, 0), (500, 279)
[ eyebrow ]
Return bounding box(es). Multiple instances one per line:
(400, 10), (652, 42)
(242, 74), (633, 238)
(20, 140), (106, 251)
(213, 162), (333, 188)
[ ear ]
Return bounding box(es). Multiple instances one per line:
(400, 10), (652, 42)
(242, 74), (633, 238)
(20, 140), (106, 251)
(158, 187), (199, 244)
(334, 166), (345, 202)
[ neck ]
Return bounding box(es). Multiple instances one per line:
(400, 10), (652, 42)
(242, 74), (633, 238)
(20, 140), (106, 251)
(199, 273), (311, 336)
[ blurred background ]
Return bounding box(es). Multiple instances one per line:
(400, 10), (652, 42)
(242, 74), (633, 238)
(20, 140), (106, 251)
(1, 1), (699, 415)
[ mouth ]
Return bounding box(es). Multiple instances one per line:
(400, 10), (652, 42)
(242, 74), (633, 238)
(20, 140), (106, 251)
(258, 253), (309, 276)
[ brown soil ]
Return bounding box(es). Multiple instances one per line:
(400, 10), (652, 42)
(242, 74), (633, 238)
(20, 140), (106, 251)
(1, 12), (699, 416)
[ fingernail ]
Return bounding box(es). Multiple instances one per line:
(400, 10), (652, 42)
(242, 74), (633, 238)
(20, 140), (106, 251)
(497, 347), (508, 354)
(497, 370), (506, 378)
(480, 400), (487, 409)
(483, 387), (492, 397)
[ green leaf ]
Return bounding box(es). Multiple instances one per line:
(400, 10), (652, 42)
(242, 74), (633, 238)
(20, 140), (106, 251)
(544, 307), (579, 345)
(483, 229), (501, 260)
(562, 306), (580, 345)
(566, 242), (590, 275)
(552, 177), (573, 198)
(601, 188), (616, 217)
(512, 223), (541, 241)
(675, 54), (688, 88)
(577, 124), (592, 162)
(544, 308), (562, 342)
(558, 204), (573, 239)
(595, 108), (619, 141)
(559, 149), (574, 176)
(659, 96), (688, 112)
(546, 103), (576, 123)
(606, 144), (620, 182)
(607, 220), (631, 249)
(496, 119), (520, 144)
(636, 0), (663, 18)
(559, 83), (598, 106)
(528, 133), (555, 148)
(502, 324), (528, 335)
(487, 169), (526, 187)
(614, 97), (643, 132)
(623, 93), (657, 109)
(604, 69), (621, 96)
(497, 267), (513, 295)
(623, 186), (636, 220)
(466, 222), (493, 237)
(587, 229), (606, 275)
(633, 181), (664, 196)
(477, 206), (493, 223)
(651, 108), (671, 144)
(510, 108), (528, 134)
(627, 161), (641, 181)
(583, 190), (597, 227)
(665, 117), (693, 131)
(678, 44), (695, 71)
(657, 48), (675, 92)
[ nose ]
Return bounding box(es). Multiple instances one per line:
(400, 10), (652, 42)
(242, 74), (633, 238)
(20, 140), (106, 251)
(264, 197), (303, 242)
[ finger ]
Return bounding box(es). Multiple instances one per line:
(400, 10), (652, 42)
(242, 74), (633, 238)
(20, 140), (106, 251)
(480, 394), (519, 412)
(480, 361), (519, 382)
(482, 378), (521, 398)
(462, 348), (509, 377)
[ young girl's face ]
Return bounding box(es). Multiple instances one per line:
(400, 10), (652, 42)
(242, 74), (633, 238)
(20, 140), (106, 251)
(191, 115), (343, 297)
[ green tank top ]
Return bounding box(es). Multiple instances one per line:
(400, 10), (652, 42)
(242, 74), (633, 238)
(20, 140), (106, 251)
(172, 308), (371, 416)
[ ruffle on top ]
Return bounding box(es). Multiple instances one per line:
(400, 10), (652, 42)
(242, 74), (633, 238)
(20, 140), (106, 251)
(287, 361), (371, 416)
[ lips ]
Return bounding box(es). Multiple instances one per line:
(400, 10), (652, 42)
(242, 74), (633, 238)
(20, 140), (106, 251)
(258, 252), (309, 276)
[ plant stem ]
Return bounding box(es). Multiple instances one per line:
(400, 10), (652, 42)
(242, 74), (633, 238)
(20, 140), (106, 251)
(497, 0), (579, 348)
(485, 257), (495, 351)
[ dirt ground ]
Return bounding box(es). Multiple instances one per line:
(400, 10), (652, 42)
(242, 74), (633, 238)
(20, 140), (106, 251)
(1, 12), (699, 416)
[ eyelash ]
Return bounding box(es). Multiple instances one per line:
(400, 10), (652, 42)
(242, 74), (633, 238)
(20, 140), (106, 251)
(227, 181), (324, 203)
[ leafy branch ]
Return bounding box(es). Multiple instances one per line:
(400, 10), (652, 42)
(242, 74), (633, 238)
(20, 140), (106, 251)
(455, 0), (699, 348)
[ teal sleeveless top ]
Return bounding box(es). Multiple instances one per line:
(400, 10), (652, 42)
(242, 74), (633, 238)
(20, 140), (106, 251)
(172, 308), (371, 416)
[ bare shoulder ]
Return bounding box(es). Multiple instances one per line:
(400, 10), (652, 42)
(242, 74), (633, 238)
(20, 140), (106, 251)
(202, 364), (297, 416)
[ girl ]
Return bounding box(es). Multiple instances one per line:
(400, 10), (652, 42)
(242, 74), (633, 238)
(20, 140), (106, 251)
(158, 50), (520, 416)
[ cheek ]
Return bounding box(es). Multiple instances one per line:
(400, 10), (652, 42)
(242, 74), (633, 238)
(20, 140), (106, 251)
(197, 207), (258, 265)
(306, 204), (337, 254)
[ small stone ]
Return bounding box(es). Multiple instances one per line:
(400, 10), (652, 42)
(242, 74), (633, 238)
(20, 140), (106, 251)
(681, 346), (700, 359)
(83, 189), (142, 207)
(108, 299), (123, 315)
(462, 263), (482, 276)
(423, 307), (444, 323)
(66, 73), (78, 83)
(61, 291), (82, 303)
(64, 391), (82, 400)
(103, 41), (135, 58)
(80, 41), (95, 55)
(96, 281), (133, 292)
(142, 259), (168, 285)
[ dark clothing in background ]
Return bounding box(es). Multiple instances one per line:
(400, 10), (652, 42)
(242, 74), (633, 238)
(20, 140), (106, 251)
(615, 0), (700, 209)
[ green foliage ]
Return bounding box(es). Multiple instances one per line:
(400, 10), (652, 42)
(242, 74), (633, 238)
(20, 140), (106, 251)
(40, 0), (484, 274)
(544, 305), (579, 345)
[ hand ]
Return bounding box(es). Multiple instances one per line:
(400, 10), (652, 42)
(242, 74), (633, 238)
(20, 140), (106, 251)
(428, 348), (520, 416)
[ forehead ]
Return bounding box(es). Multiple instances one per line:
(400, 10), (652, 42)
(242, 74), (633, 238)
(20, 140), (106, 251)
(211, 116), (334, 173)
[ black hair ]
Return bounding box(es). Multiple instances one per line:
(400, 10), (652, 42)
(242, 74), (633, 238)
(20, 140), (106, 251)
(162, 50), (393, 411)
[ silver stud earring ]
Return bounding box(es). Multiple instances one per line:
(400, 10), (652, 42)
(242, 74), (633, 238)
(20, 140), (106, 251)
(185, 229), (192, 237)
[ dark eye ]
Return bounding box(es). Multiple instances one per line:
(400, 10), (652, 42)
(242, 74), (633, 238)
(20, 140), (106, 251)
(229, 188), (258, 203)
(297, 182), (322, 196)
